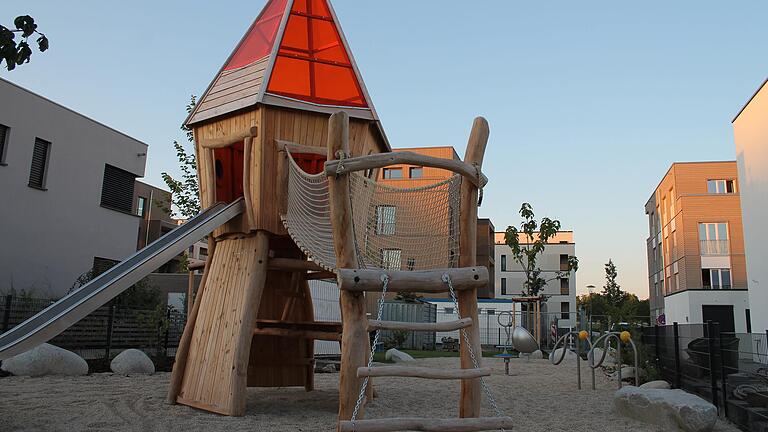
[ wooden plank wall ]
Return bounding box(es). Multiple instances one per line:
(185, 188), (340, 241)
(176, 236), (263, 415)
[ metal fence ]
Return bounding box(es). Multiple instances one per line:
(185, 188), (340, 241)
(642, 322), (768, 432)
(0, 294), (185, 361)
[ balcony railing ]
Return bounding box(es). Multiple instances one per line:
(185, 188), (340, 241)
(700, 239), (730, 255)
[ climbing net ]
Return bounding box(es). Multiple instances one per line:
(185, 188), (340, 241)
(281, 150), (462, 272)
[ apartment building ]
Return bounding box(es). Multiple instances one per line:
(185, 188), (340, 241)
(733, 78), (768, 334)
(0, 78), (147, 298)
(494, 231), (577, 328)
(645, 162), (748, 332)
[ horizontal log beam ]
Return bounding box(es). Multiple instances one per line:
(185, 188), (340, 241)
(275, 139), (327, 156)
(337, 267), (488, 293)
(304, 271), (337, 280)
(357, 366), (491, 380)
(338, 417), (515, 432)
(253, 327), (341, 341)
(199, 126), (258, 149)
(368, 318), (473, 332)
(255, 319), (343, 333)
(268, 257), (326, 272)
(324, 151), (488, 187)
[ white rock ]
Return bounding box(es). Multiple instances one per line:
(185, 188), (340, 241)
(385, 348), (415, 363)
(549, 348), (578, 363)
(610, 366), (645, 382)
(530, 349), (544, 359)
(588, 347), (617, 366)
(640, 380), (671, 390)
(1, 343), (88, 377)
(110, 349), (155, 375)
(614, 386), (717, 432)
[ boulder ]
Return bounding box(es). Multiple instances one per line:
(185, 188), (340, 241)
(385, 348), (415, 363)
(1, 343), (88, 376)
(110, 349), (155, 375)
(610, 366), (645, 382)
(614, 386), (717, 432)
(315, 363), (337, 373)
(588, 347), (617, 367)
(530, 349), (544, 359)
(640, 380), (671, 390)
(549, 348), (578, 363)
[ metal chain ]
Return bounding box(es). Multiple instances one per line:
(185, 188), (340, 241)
(442, 274), (506, 430)
(350, 274), (390, 429)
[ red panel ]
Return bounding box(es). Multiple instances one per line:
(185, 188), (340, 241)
(214, 142), (245, 203)
(266, 0), (368, 108)
(292, 153), (326, 175)
(224, 0), (288, 71)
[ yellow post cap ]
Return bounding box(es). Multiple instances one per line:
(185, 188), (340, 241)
(578, 330), (589, 341)
(620, 331), (631, 343)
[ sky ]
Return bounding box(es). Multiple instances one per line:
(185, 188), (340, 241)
(4, 1), (767, 299)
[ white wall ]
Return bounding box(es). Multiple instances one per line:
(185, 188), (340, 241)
(733, 79), (768, 333)
(494, 240), (577, 328)
(0, 79), (147, 298)
(664, 290), (750, 332)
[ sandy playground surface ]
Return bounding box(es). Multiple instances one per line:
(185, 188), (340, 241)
(0, 356), (740, 432)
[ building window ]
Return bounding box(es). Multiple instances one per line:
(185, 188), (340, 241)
(560, 302), (570, 319)
(0, 123), (9, 164)
(200, 247), (208, 258)
(406, 257), (415, 271)
(559, 254), (569, 271)
(501, 254), (507, 271)
(698, 223), (729, 255)
(381, 248), (402, 270)
(560, 278), (569, 295)
(409, 167), (423, 178)
(501, 278), (507, 295)
(444, 307), (454, 314)
(375, 205), (396, 235)
(100, 164), (137, 213)
(93, 257), (119, 277)
(382, 168), (402, 179)
(702, 268), (731, 290)
(487, 309), (495, 315)
(137, 196), (147, 217)
(707, 179), (736, 194)
(28, 138), (51, 189)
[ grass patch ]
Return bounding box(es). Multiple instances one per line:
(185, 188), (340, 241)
(373, 349), (508, 363)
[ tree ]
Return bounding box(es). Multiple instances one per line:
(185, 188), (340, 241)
(1, 16), (48, 71)
(161, 96), (201, 219)
(504, 203), (578, 297)
(602, 259), (623, 305)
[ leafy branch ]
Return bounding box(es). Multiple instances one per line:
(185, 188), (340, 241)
(1, 15), (49, 71)
(161, 96), (201, 219)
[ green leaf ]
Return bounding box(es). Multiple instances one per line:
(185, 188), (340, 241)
(15, 41), (32, 65)
(37, 34), (48, 52)
(13, 15), (37, 38)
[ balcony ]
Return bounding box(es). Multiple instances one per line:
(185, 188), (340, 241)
(700, 239), (730, 256)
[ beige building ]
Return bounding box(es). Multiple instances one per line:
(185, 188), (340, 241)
(733, 78), (768, 334)
(645, 162), (748, 332)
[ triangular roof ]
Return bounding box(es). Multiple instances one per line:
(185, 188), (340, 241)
(186, 0), (383, 132)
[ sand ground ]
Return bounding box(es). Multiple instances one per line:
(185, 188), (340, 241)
(0, 357), (740, 432)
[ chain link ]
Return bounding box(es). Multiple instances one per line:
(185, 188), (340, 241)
(442, 274), (506, 431)
(350, 274), (389, 429)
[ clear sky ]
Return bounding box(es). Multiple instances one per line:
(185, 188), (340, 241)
(4, 1), (767, 299)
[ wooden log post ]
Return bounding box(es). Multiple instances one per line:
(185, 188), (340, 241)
(167, 236), (216, 404)
(327, 112), (368, 426)
(457, 117), (489, 418)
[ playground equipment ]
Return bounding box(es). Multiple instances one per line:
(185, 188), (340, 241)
(494, 311), (539, 375)
(0, 1), (513, 429)
(509, 296), (544, 347)
(550, 330), (639, 390)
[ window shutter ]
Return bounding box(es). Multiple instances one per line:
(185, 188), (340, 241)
(100, 164), (136, 213)
(29, 138), (50, 188)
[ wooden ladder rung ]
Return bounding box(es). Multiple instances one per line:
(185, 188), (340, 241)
(368, 318), (473, 332)
(337, 267), (489, 293)
(338, 416), (515, 432)
(357, 366), (491, 380)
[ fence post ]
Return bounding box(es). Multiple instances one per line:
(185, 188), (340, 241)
(105, 303), (115, 360)
(673, 322), (681, 388)
(706, 321), (719, 412)
(719, 329), (729, 418)
(164, 307), (171, 357)
(2, 294), (12, 332)
(654, 325), (660, 364)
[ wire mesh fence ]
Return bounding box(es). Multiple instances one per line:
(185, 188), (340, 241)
(642, 322), (768, 432)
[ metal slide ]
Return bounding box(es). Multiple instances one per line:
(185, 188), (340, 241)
(0, 198), (244, 360)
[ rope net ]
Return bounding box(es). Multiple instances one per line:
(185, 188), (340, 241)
(281, 152), (462, 271)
